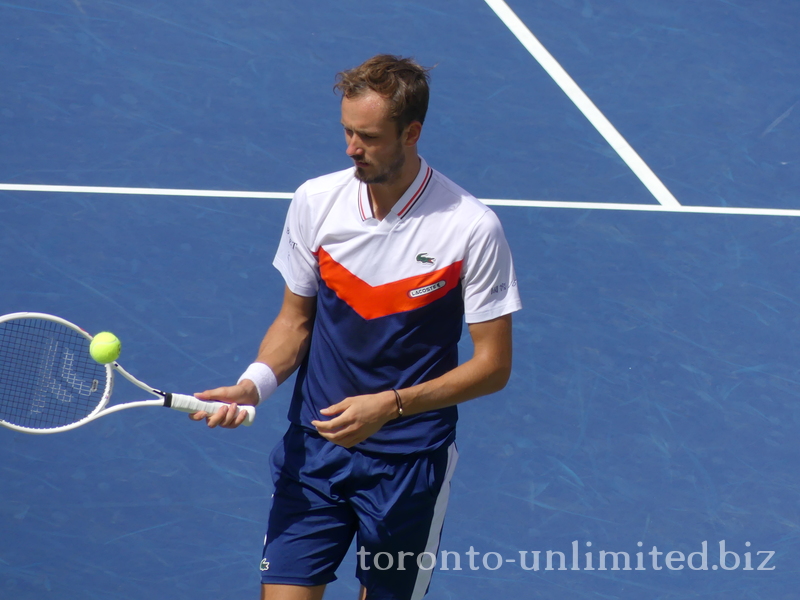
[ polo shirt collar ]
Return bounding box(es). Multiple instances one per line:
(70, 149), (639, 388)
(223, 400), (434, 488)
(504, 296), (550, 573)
(357, 157), (433, 222)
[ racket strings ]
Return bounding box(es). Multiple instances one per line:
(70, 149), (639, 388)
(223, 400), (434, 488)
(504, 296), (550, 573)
(0, 318), (107, 429)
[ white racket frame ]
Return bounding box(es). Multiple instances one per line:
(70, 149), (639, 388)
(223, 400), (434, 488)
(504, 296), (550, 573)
(0, 312), (255, 434)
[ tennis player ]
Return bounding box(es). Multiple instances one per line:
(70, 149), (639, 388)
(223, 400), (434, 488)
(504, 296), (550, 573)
(191, 55), (522, 600)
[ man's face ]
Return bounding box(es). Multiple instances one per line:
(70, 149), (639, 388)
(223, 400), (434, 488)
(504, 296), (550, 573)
(341, 90), (405, 185)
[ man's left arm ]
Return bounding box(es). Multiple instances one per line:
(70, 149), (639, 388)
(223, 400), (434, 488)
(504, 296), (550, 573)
(311, 313), (513, 448)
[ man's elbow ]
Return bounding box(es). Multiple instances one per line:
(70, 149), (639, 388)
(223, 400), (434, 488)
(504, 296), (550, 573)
(485, 361), (512, 394)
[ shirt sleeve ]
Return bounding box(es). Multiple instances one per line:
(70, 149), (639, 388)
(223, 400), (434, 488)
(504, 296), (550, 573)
(272, 184), (320, 297)
(461, 209), (522, 323)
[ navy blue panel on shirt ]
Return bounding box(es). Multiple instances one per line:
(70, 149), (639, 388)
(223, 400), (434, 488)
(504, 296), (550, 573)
(289, 281), (464, 453)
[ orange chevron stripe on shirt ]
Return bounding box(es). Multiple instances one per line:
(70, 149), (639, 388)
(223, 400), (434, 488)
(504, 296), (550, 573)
(318, 248), (463, 320)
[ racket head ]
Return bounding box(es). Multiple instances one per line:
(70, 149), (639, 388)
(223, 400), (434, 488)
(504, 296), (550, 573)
(0, 313), (113, 433)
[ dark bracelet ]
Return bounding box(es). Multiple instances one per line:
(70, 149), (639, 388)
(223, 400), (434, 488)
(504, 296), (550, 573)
(392, 389), (404, 418)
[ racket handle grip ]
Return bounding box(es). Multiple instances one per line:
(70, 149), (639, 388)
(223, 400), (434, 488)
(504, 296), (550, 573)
(168, 393), (256, 426)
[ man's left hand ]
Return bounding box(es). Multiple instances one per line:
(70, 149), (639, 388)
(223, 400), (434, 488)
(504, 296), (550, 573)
(311, 390), (398, 448)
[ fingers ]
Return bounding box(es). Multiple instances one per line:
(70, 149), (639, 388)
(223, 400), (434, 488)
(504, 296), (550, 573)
(312, 405), (378, 448)
(187, 403), (249, 429)
(319, 401), (346, 417)
(189, 381), (258, 429)
(311, 414), (346, 433)
(312, 401), (349, 441)
(311, 411), (352, 446)
(312, 398), (351, 432)
(313, 423), (359, 448)
(315, 422), (373, 448)
(195, 386), (236, 402)
(195, 380), (258, 406)
(208, 403), (247, 428)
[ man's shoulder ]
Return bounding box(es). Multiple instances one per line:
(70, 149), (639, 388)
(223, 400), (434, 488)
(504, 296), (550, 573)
(426, 166), (492, 221)
(296, 166), (356, 201)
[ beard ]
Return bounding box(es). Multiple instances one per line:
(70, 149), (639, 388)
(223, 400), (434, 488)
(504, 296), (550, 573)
(353, 143), (406, 185)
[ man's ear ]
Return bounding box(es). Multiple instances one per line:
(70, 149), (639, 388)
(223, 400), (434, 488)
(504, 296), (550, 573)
(403, 121), (422, 146)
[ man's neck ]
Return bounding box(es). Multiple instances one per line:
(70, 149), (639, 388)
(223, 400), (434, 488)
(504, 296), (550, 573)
(369, 155), (421, 221)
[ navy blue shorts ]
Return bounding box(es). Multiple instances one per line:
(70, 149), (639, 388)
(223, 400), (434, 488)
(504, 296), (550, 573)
(260, 424), (458, 600)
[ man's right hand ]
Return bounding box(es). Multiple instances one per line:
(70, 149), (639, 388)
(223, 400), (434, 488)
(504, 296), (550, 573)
(189, 380), (259, 428)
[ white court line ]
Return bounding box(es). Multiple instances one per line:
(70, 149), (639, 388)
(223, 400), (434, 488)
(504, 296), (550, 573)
(483, 0), (682, 209)
(2, 183), (799, 217)
(0, 183), (292, 200)
(482, 199), (800, 218)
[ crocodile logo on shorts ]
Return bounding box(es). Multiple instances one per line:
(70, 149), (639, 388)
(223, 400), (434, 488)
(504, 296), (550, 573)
(260, 559), (270, 571)
(416, 253), (435, 265)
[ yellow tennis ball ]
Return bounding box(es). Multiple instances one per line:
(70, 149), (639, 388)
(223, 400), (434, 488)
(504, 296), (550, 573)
(90, 331), (121, 364)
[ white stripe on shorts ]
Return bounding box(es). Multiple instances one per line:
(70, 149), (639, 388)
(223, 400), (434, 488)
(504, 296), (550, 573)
(410, 442), (459, 600)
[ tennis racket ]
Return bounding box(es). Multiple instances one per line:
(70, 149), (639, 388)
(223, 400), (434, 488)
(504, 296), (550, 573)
(0, 312), (255, 434)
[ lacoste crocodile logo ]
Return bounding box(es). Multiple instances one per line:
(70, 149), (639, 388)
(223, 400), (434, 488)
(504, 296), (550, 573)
(416, 253), (435, 265)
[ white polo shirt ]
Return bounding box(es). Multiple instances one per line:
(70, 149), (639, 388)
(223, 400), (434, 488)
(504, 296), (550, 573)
(274, 157), (521, 453)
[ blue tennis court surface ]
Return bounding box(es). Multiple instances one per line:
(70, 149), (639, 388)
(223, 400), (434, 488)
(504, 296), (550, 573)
(2, 1), (799, 599)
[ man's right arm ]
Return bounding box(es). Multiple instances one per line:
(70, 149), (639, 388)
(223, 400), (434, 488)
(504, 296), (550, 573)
(190, 286), (316, 428)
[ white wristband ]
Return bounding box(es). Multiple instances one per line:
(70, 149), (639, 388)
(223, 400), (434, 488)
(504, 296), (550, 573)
(237, 362), (278, 406)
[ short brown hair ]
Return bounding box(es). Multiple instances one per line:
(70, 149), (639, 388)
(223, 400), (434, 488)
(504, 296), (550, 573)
(334, 55), (431, 133)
